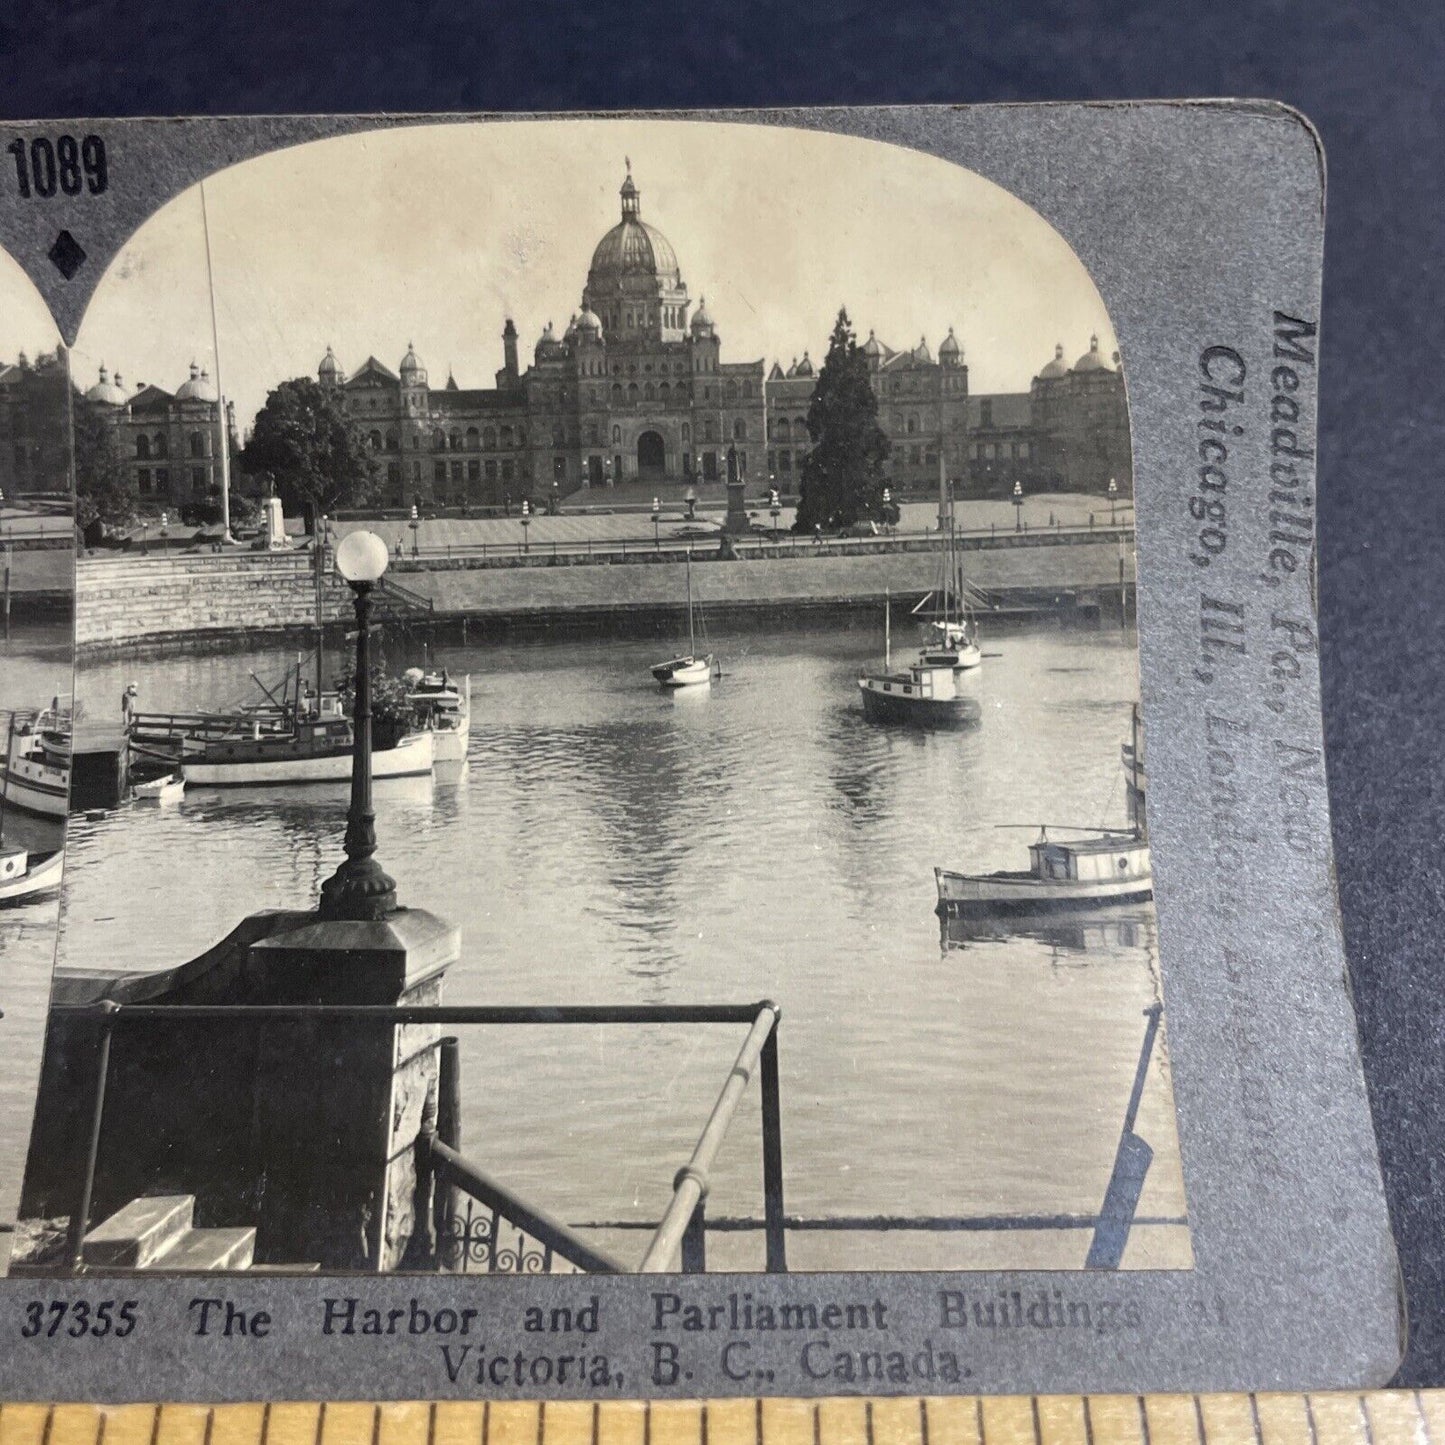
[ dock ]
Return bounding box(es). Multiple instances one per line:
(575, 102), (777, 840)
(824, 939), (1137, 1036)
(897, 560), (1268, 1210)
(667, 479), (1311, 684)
(71, 721), (128, 810)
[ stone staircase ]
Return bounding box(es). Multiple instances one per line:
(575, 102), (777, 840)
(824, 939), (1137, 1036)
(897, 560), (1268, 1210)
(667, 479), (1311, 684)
(82, 1195), (255, 1271)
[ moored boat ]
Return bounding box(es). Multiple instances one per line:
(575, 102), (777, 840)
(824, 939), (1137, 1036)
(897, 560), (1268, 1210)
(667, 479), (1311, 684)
(0, 845), (63, 905)
(0, 705), (71, 818)
(405, 668), (471, 762)
(910, 458), (985, 672)
(935, 827), (1152, 916)
(134, 772), (185, 801)
(650, 552), (716, 688)
(182, 724), (434, 787)
(935, 706), (1151, 915)
(858, 590), (980, 728)
(858, 661), (981, 728)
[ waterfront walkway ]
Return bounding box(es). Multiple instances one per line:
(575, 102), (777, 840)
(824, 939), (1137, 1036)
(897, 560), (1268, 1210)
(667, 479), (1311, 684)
(329, 493), (1133, 560)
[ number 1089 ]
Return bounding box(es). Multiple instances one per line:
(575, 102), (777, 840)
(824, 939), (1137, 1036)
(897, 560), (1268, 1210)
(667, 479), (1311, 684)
(7, 135), (108, 198)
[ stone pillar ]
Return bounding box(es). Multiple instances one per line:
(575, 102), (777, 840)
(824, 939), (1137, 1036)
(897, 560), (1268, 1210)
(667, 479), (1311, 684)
(242, 909), (460, 1270)
(263, 495), (288, 550)
(724, 447), (750, 535)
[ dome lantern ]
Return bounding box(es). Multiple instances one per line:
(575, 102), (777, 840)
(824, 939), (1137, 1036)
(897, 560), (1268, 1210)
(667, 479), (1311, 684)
(582, 162), (687, 333)
(400, 342), (426, 386)
(690, 296), (715, 337)
(85, 362), (127, 406)
(1038, 343), (1069, 381)
(176, 360), (219, 402)
(1073, 334), (1111, 373)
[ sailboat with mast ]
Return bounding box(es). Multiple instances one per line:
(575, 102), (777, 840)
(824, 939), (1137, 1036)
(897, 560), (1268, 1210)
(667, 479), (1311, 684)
(650, 551), (716, 688)
(912, 458), (983, 670)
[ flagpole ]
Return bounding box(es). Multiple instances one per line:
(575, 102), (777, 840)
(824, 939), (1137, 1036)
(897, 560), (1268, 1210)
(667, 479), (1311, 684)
(200, 182), (235, 545)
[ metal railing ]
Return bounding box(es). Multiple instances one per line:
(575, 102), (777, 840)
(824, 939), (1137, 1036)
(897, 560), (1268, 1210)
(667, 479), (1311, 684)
(383, 521), (1135, 566)
(49, 997), (785, 1277)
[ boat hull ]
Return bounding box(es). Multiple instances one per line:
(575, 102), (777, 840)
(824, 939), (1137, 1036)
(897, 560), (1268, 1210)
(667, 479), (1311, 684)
(0, 849), (63, 904)
(858, 678), (979, 728)
(0, 762), (69, 817)
(408, 674), (471, 763)
(183, 731), (434, 786)
(934, 865), (1154, 916)
(428, 727), (469, 763)
(653, 655), (713, 687)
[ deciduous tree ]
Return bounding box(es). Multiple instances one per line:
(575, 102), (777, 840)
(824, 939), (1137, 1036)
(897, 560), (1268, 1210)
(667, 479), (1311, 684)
(73, 401), (137, 537)
(239, 378), (381, 520)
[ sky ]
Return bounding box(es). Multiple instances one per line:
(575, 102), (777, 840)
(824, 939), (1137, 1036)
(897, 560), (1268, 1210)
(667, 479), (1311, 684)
(6, 119), (1118, 432)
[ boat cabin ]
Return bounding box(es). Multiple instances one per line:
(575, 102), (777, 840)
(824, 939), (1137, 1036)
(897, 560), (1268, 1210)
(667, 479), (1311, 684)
(1027, 832), (1150, 884)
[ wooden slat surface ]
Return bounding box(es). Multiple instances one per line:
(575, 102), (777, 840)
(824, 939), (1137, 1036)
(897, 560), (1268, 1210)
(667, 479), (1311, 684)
(0, 1395), (1441, 1445)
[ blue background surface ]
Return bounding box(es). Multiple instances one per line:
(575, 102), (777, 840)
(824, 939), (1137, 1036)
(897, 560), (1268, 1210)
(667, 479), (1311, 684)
(1, 0), (1440, 1385)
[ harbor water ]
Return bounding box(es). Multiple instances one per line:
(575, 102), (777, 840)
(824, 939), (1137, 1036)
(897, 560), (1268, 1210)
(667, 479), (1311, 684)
(0, 622), (72, 1246)
(57, 616), (1191, 1271)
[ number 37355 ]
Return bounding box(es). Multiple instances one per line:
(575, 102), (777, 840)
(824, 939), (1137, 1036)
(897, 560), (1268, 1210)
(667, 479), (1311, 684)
(20, 1299), (138, 1338)
(7, 135), (108, 198)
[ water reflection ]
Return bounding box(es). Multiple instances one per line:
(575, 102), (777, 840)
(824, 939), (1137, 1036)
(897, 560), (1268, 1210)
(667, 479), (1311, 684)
(56, 619), (1190, 1269)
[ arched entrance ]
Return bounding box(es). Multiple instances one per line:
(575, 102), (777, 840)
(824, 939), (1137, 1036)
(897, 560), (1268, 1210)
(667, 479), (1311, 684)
(637, 430), (667, 482)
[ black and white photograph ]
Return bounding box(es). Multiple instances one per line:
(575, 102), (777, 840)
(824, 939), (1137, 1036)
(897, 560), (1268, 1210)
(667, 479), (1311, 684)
(3, 119), (1189, 1282)
(0, 248), (74, 1272)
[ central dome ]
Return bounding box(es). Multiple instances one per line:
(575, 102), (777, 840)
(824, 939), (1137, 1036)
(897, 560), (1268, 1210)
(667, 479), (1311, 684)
(586, 167), (681, 291)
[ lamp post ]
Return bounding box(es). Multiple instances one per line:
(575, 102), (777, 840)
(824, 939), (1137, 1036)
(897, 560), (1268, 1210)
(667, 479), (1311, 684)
(551, 478), (560, 516)
(140, 515), (148, 555)
(520, 498), (531, 553)
(319, 529), (397, 921)
(882, 486), (892, 536)
(159, 510), (169, 552)
(1012, 480), (1024, 533)
(652, 496), (661, 550)
(409, 502), (420, 557)
(769, 487), (781, 544)
(1108, 476), (1118, 527)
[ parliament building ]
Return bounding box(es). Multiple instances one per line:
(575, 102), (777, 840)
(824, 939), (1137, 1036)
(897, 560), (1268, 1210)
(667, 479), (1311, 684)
(6, 165), (1132, 509)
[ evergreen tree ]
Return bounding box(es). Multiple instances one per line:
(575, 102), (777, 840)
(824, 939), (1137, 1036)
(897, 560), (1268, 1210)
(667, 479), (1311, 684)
(239, 377), (381, 520)
(73, 401), (137, 537)
(794, 308), (891, 531)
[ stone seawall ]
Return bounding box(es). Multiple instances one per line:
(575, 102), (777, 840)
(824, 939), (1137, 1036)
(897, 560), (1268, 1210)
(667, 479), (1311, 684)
(76, 535), (1132, 651)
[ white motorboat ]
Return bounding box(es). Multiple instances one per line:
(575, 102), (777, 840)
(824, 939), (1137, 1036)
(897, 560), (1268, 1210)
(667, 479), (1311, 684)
(935, 707), (1151, 915)
(134, 773), (185, 802)
(650, 552), (716, 688)
(0, 705), (71, 818)
(405, 668), (471, 762)
(935, 828), (1152, 916)
(0, 845), (63, 905)
(182, 727), (434, 787)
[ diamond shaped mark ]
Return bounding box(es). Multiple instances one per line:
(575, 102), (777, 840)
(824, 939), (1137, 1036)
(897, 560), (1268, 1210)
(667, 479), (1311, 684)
(48, 229), (86, 280)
